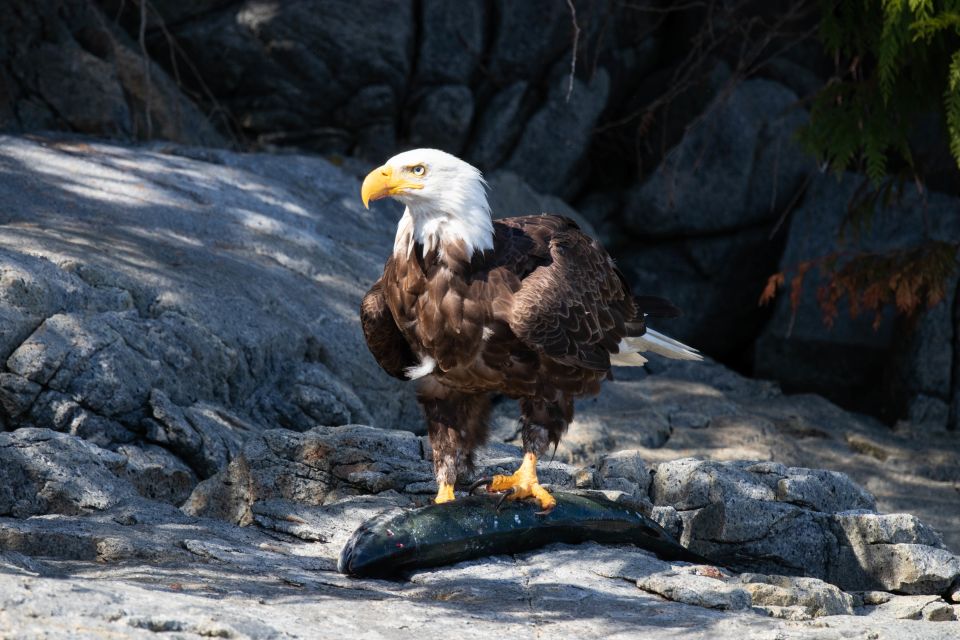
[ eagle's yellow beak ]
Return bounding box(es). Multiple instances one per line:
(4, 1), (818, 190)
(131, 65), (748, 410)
(361, 165), (423, 209)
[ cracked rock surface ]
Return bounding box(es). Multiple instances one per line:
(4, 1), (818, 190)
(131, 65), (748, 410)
(2, 136), (960, 637)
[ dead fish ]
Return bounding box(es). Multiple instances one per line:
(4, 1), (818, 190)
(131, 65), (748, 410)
(338, 490), (711, 578)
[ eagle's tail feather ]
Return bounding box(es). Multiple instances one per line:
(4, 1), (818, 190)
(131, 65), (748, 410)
(615, 328), (702, 364)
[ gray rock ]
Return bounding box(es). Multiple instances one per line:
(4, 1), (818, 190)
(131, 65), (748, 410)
(408, 85), (475, 154)
(417, 0), (485, 84)
(755, 172), (960, 423)
(1, 0), (224, 145)
(0, 428), (136, 517)
(115, 443), (196, 506)
(832, 538), (960, 594)
(467, 82), (529, 169)
(183, 425), (431, 524)
(0, 416), (959, 637)
(651, 457), (960, 594)
(162, 0), (412, 150)
(652, 458), (777, 511)
(506, 69), (610, 196)
(0, 135), (420, 480)
(737, 573), (854, 618)
(625, 78), (809, 236)
(486, 0), (577, 81)
(868, 595), (957, 621)
(598, 449), (652, 499)
(775, 467), (877, 513)
(651, 505), (683, 540)
(636, 570), (752, 610)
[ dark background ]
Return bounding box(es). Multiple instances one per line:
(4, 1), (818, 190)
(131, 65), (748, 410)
(2, 0), (958, 429)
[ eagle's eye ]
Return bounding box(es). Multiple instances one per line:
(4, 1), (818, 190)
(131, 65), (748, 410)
(411, 165), (426, 177)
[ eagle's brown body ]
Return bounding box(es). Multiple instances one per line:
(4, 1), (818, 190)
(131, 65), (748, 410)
(362, 214), (670, 489)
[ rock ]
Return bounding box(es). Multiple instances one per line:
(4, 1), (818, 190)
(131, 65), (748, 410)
(0, 0), (224, 145)
(755, 172), (960, 423)
(832, 512), (960, 594)
(408, 85), (475, 154)
(486, 0), (578, 81)
(651, 457), (960, 594)
(949, 582), (960, 603)
(0, 428), (137, 517)
(115, 443), (197, 506)
(1, 417), (959, 637)
(869, 595), (957, 621)
(417, 0), (485, 84)
(0, 135), (420, 481)
(775, 468), (876, 513)
(505, 68), (610, 196)
(636, 570), (752, 610)
(0, 133), (959, 636)
(466, 82), (529, 169)
(155, 0), (412, 150)
(737, 573), (854, 618)
(183, 425), (432, 524)
(624, 78), (809, 237)
(598, 450), (652, 499)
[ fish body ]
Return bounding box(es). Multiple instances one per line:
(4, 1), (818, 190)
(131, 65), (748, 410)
(338, 490), (710, 578)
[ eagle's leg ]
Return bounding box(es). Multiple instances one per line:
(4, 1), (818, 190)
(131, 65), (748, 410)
(483, 397), (572, 512)
(417, 380), (491, 504)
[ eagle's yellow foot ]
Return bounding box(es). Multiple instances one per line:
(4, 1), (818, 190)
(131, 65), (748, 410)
(434, 482), (456, 504)
(484, 452), (556, 512)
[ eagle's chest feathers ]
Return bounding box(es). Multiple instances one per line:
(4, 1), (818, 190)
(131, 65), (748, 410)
(387, 242), (498, 379)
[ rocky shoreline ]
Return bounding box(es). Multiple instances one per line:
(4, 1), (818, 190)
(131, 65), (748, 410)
(0, 136), (958, 637)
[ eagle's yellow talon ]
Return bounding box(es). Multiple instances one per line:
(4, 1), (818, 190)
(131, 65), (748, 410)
(434, 482), (455, 504)
(486, 452), (555, 511)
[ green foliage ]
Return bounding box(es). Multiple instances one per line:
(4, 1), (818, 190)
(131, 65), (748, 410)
(800, 0), (960, 181)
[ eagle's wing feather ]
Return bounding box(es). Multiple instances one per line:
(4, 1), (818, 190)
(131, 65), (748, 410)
(505, 217), (636, 371)
(360, 279), (417, 379)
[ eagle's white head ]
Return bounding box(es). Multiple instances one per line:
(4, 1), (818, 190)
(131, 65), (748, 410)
(361, 148), (494, 259)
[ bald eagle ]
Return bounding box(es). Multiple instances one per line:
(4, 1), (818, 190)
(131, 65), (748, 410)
(360, 149), (701, 511)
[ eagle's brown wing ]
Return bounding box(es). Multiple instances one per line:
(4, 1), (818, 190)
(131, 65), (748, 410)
(360, 279), (416, 379)
(504, 216), (637, 371)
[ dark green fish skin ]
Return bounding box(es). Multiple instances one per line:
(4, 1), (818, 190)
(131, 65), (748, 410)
(338, 491), (711, 578)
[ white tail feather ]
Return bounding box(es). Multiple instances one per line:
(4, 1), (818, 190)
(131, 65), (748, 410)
(609, 351), (648, 367)
(615, 328), (702, 364)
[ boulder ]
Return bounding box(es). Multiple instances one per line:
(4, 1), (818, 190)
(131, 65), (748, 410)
(466, 82), (529, 170)
(636, 570), (752, 611)
(624, 78), (810, 236)
(737, 573), (854, 619)
(417, 0), (485, 84)
(0, 0), (223, 145)
(755, 172), (960, 425)
(0, 428), (136, 517)
(408, 85), (475, 154)
(651, 457), (960, 594)
(153, 0), (413, 150)
(486, 0), (579, 82)
(183, 425), (431, 524)
(505, 68), (610, 196)
(0, 136), (420, 479)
